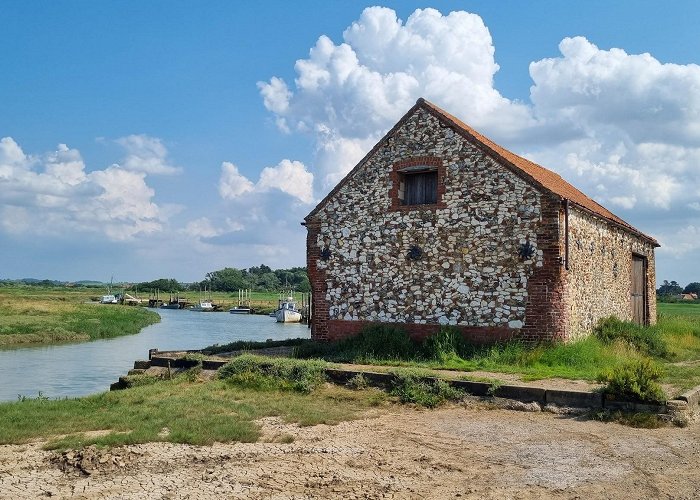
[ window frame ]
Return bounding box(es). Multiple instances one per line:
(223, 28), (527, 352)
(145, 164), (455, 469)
(398, 167), (438, 206)
(389, 157), (446, 211)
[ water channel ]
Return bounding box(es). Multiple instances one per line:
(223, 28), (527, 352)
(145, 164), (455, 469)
(0, 309), (310, 402)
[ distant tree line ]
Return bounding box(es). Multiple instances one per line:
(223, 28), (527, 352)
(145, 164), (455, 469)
(657, 280), (700, 301)
(133, 265), (310, 293)
(0, 278), (104, 288)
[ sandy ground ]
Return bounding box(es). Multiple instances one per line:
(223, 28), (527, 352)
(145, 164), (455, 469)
(1, 404), (698, 499)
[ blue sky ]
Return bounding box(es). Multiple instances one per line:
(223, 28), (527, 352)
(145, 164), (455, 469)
(1, 1), (699, 284)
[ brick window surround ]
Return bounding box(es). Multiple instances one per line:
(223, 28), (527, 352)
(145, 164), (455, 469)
(389, 157), (447, 211)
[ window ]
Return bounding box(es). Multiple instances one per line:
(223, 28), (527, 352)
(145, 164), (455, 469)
(398, 168), (438, 206)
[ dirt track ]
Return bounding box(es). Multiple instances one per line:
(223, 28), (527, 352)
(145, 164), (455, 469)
(1, 404), (698, 499)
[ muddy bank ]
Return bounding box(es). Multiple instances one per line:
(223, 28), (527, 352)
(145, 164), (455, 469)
(1, 405), (698, 499)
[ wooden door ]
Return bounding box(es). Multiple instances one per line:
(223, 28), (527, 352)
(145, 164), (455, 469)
(631, 255), (646, 325)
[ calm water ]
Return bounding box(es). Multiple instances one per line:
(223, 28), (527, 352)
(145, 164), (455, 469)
(0, 309), (310, 402)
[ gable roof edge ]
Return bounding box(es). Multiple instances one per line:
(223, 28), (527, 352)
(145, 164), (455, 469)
(305, 100), (424, 221)
(417, 98), (659, 247)
(304, 97), (658, 247)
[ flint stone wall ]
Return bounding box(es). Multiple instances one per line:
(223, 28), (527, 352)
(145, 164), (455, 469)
(564, 207), (657, 338)
(310, 109), (548, 339)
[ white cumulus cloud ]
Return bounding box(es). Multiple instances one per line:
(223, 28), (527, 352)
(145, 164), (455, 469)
(524, 36), (700, 212)
(0, 137), (166, 240)
(258, 6), (532, 191)
(116, 134), (182, 175)
(218, 159), (314, 204)
(258, 159), (314, 204)
(218, 162), (255, 199)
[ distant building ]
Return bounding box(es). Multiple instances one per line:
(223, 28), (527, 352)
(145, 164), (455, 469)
(304, 98), (658, 343)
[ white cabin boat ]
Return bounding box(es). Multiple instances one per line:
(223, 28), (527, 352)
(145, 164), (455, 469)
(100, 294), (118, 304)
(275, 297), (302, 323)
(191, 300), (214, 312)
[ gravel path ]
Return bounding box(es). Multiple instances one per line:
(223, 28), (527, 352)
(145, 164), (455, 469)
(1, 405), (698, 499)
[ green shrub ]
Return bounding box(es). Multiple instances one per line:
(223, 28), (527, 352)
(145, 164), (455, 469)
(389, 369), (464, 408)
(594, 316), (668, 357)
(218, 355), (327, 393)
(352, 324), (414, 360)
(421, 327), (466, 360)
(597, 358), (666, 403)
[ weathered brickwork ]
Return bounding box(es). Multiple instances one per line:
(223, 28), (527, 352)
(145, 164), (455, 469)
(308, 108), (552, 342)
(306, 100), (658, 344)
(564, 207), (657, 338)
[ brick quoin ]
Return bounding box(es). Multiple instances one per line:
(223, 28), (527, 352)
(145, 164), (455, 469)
(306, 222), (330, 341)
(518, 195), (569, 343)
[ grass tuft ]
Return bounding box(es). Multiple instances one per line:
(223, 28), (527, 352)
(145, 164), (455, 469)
(593, 316), (669, 357)
(218, 355), (327, 393)
(388, 368), (464, 408)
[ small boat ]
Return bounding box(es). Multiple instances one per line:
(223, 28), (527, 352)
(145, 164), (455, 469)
(100, 294), (118, 304)
(190, 287), (215, 311)
(275, 297), (302, 323)
(191, 300), (215, 312)
(230, 289), (251, 315)
(229, 306), (251, 314)
(160, 293), (183, 309)
(100, 276), (118, 304)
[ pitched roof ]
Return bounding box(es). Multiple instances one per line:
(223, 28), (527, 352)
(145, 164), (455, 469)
(306, 98), (659, 247)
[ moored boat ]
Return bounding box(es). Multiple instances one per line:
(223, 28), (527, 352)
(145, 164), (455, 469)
(191, 300), (215, 312)
(100, 294), (118, 304)
(229, 306), (251, 314)
(275, 297), (302, 323)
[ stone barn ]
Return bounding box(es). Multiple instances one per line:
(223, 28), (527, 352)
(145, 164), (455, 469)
(304, 98), (658, 344)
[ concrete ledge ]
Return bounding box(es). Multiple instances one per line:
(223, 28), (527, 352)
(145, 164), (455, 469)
(202, 359), (227, 370)
(150, 356), (200, 369)
(603, 396), (665, 413)
(678, 385), (700, 407)
(493, 385), (546, 403)
(115, 350), (686, 416)
(546, 389), (603, 409)
(449, 380), (492, 397)
(325, 368), (356, 384)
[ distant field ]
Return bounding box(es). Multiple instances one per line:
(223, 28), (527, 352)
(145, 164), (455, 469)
(0, 286), (160, 347)
(657, 302), (700, 316)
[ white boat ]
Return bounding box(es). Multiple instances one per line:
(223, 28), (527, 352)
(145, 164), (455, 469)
(191, 300), (215, 312)
(100, 294), (118, 304)
(275, 297), (302, 323)
(229, 306), (251, 314)
(100, 276), (119, 303)
(230, 289), (251, 315)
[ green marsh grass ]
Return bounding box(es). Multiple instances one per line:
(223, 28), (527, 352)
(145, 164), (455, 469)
(0, 367), (386, 449)
(0, 285), (159, 346)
